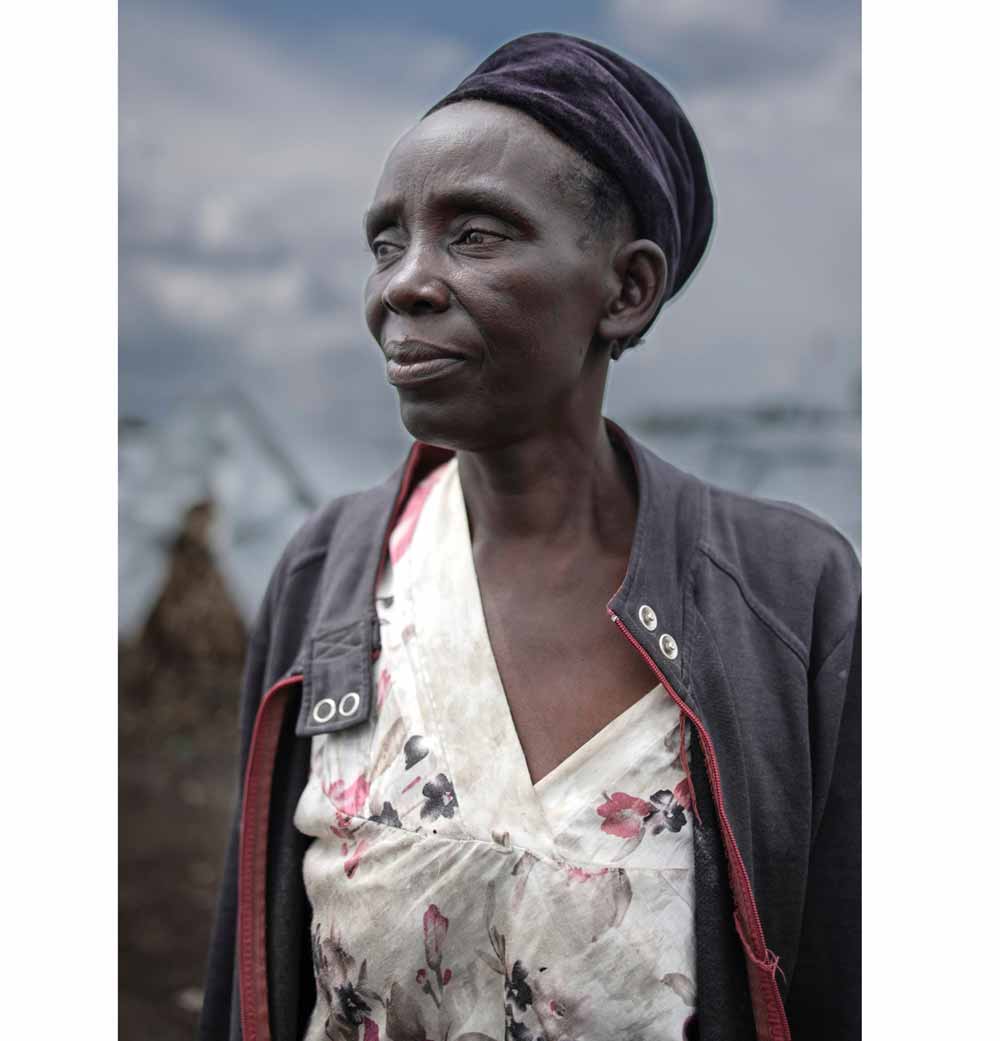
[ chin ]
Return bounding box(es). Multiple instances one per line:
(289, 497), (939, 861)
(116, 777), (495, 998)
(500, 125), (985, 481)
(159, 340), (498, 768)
(397, 395), (507, 453)
(397, 397), (471, 451)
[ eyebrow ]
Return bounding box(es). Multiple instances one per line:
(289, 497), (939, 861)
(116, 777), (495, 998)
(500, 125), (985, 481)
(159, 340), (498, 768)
(363, 185), (536, 241)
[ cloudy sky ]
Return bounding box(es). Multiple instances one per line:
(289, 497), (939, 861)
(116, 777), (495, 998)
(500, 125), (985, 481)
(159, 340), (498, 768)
(120, 0), (860, 490)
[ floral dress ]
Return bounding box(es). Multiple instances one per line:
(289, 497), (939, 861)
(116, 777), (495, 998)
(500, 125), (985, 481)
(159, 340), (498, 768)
(294, 458), (697, 1041)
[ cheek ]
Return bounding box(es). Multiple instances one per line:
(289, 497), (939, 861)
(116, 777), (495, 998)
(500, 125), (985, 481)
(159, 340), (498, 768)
(476, 266), (600, 365)
(363, 274), (384, 338)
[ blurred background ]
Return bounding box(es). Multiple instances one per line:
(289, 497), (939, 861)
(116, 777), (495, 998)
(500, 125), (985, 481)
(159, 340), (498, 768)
(118, 1), (860, 1037)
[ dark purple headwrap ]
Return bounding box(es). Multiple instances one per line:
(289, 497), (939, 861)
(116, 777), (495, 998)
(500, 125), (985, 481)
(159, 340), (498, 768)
(426, 32), (714, 314)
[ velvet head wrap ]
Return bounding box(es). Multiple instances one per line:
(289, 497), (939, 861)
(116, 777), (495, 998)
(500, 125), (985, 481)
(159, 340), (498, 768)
(426, 32), (714, 316)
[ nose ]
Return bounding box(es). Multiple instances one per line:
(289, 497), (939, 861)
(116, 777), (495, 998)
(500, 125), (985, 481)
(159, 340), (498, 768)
(381, 243), (450, 316)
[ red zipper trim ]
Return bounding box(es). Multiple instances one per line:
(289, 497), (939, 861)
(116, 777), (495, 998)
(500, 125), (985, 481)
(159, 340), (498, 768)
(609, 611), (791, 1041)
(237, 673), (304, 1041)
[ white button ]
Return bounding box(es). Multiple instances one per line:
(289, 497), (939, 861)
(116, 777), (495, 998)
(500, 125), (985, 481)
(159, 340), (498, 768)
(312, 697), (337, 724)
(658, 633), (679, 660)
(339, 691), (361, 717)
(638, 604), (658, 631)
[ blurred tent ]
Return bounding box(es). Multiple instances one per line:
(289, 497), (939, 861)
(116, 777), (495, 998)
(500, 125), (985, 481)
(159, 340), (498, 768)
(119, 390), (319, 639)
(119, 390), (860, 646)
(625, 403), (861, 552)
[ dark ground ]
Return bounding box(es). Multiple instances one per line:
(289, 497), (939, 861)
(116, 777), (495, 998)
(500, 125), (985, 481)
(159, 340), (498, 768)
(119, 504), (248, 1040)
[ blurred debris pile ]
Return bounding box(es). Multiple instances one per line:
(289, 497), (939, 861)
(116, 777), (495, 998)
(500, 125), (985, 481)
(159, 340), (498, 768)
(119, 499), (249, 1039)
(119, 394), (317, 1040)
(120, 500), (247, 742)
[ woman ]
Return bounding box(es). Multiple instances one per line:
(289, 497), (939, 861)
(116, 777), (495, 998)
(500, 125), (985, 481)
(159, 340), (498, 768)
(201, 33), (860, 1041)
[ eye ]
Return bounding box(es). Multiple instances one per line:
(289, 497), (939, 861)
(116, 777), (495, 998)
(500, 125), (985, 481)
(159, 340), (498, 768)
(454, 227), (506, 246)
(371, 239), (402, 261)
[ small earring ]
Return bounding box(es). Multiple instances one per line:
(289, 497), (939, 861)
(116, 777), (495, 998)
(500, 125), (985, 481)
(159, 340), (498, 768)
(609, 340), (623, 361)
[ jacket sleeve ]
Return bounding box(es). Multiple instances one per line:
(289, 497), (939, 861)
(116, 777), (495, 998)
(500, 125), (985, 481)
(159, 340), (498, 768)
(785, 597), (861, 1040)
(198, 589), (277, 1040)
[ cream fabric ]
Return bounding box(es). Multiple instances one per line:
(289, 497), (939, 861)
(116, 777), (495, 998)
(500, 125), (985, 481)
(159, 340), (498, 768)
(295, 458), (696, 1041)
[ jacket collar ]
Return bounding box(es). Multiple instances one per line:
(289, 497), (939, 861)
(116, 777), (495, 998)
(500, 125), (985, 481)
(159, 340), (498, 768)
(603, 418), (706, 698)
(294, 417), (707, 738)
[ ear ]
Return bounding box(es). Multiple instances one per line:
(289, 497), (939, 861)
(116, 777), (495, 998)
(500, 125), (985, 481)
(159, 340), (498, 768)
(598, 239), (669, 347)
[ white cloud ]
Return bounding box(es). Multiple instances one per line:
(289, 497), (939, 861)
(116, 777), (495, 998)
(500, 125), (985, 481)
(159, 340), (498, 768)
(137, 262), (306, 330)
(600, 1), (860, 408)
(120, 0), (474, 378)
(611, 0), (781, 37)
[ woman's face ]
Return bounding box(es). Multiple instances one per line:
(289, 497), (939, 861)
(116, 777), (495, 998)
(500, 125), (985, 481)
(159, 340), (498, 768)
(363, 100), (623, 451)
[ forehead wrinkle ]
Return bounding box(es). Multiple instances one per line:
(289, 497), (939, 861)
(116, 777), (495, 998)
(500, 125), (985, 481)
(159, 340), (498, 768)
(368, 104), (594, 241)
(409, 102), (571, 184)
(372, 155), (541, 229)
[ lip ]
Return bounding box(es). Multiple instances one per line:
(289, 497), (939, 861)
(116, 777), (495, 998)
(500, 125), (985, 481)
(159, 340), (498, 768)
(384, 339), (467, 387)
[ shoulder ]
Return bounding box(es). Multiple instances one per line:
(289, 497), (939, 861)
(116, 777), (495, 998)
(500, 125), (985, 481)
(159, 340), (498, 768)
(694, 480), (860, 665)
(282, 484), (386, 575)
(620, 429), (859, 667)
(252, 468), (402, 637)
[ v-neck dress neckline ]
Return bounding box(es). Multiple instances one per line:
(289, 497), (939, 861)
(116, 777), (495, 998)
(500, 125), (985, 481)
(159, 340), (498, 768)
(395, 457), (683, 862)
(293, 457), (698, 1041)
(396, 456), (557, 853)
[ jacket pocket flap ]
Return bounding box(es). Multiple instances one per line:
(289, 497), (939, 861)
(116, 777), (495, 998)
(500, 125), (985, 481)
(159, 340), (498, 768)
(296, 617), (374, 737)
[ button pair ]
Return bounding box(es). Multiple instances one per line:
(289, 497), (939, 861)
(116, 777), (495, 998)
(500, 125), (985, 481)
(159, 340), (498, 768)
(638, 604), (679, 661)
(312, 691), (361, 724)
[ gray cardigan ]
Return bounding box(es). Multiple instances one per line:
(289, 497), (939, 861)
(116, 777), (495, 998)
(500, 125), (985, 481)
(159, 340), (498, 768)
(200, 420), (861, 1041)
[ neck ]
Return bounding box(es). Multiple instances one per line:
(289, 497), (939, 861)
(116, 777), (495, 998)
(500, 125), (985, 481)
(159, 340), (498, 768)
(455, 415), (637, 555)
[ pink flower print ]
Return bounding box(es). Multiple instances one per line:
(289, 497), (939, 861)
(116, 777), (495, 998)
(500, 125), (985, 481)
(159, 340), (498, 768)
(673, 776), (693, 810)
(329, 812), (355, 840)
(325, 774), (370, 817)
(342, 839), (369, 879)
(416, 965), (450, 987)
(597, 791), (654, 839)
(376, 668), (391, 711)
(415, 904), (453, 1009)
(422, 904), (449, 971)
(532, 975), (593, 1039)
(362, 1018), (380, 1041)
(565, 865), (610, 883)
(389, 465), (446, 564)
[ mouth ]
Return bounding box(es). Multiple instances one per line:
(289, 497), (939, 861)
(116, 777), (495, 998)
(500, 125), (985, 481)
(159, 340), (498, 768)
(384, 339), (467, 387)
